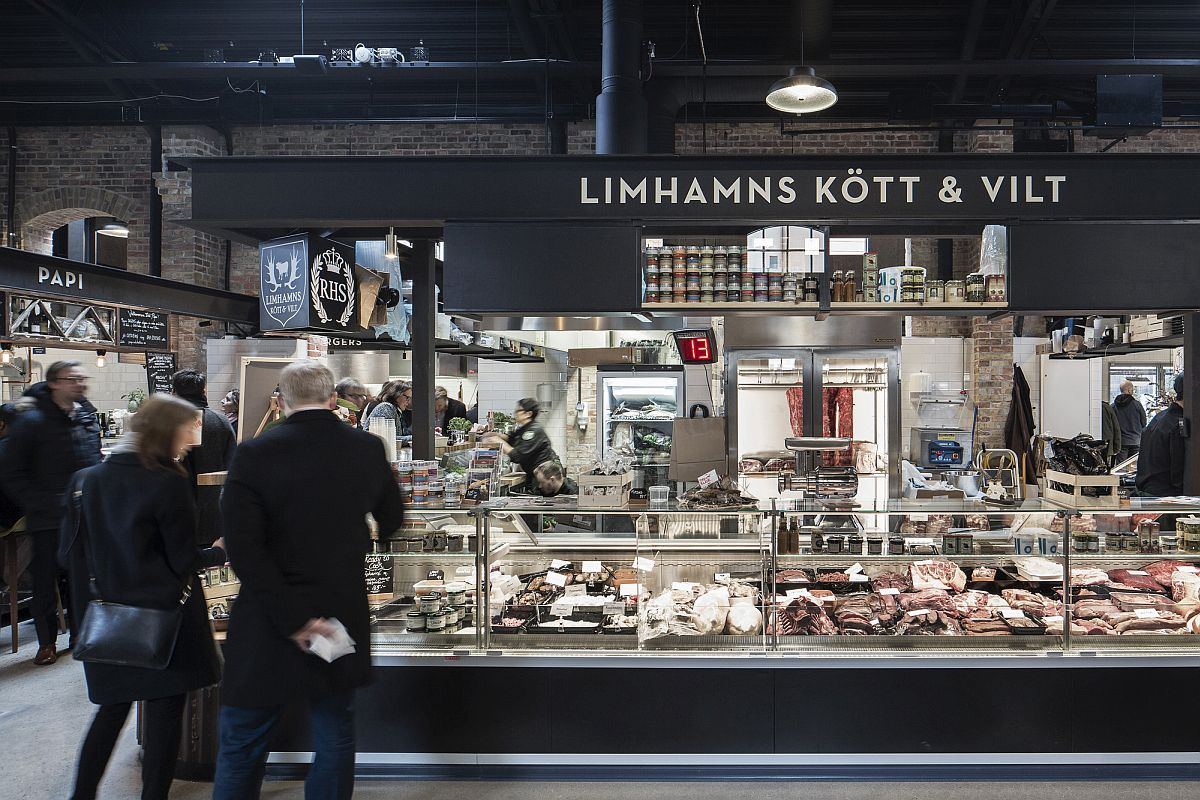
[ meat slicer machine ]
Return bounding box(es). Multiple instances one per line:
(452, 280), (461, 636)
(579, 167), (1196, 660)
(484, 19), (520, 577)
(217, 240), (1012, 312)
(777, 437), (859, 501)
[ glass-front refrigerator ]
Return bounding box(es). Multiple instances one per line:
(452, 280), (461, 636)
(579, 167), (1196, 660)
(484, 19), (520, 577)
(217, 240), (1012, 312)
(597, 364), (685, 491)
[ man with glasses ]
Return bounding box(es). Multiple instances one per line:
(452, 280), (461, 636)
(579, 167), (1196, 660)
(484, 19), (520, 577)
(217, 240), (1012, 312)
(2, 360), (101, 664)
(334, 378), (370, 428)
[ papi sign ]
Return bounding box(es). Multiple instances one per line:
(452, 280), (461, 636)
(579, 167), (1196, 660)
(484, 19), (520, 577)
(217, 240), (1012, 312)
(258, 233), (359, 332)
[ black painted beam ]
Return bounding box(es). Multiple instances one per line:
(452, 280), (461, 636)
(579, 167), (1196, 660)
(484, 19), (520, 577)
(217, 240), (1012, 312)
(410, 239), (437, 460)
(1185, 314), (1200, 494)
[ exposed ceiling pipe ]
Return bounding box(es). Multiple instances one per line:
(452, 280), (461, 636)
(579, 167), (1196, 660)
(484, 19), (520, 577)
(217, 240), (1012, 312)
(645, 77), (773, 153)
(595, 0), (646, 154)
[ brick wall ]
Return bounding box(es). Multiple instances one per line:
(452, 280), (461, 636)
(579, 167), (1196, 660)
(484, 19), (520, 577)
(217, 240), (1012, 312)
(971, 315), (1016, 451)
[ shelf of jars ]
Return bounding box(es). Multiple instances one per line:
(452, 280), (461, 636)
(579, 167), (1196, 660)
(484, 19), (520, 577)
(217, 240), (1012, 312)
(642, 241), (1008, 316)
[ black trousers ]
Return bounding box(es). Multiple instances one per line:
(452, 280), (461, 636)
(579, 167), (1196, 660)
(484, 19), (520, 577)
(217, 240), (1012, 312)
(30, 527), (72, 647)
(71, 694), (187, 800)
(1117, 445), (1140, 463)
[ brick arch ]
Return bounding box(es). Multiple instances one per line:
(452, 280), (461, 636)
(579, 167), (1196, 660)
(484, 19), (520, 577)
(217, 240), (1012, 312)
(17, 187), (143, 255)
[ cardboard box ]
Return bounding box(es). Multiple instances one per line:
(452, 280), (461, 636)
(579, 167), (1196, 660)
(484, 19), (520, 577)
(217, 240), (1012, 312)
(669, 416), (728, 482)
(568, 347), (642, 368)
(577, 471), (634, 508)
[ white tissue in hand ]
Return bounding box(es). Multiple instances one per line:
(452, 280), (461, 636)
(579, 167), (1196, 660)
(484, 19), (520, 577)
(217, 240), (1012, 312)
(307, 618), (357, 663)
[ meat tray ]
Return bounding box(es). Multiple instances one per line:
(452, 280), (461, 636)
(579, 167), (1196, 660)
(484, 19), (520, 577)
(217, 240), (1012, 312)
(1004, 616), (1049, 635)
(965, 567), (1020, 592)
(491, 607), (535, 634)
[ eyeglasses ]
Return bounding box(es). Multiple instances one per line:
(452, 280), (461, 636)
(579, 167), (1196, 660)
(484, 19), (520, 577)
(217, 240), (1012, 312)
(57, 376), (87, 384)
(400, 393), (412, 400)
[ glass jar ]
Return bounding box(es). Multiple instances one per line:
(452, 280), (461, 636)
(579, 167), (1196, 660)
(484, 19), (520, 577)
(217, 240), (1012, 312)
(419, 594), (441, 614)
(426, 611), (447, 632)
(406, 611), (426, 631)
(966, 274), (987, 302)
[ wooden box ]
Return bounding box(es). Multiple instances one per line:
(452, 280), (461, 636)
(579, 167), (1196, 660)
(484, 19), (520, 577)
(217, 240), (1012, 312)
(1044, 469), (1120, 509)
(577, 471), (634, 508)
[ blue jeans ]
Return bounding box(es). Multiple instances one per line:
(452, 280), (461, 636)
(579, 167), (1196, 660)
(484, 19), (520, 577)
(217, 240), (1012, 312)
(212, 691), (356, 800)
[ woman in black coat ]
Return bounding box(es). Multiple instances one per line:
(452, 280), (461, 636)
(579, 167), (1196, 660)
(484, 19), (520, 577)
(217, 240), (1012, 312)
(59, 394), (226, 800)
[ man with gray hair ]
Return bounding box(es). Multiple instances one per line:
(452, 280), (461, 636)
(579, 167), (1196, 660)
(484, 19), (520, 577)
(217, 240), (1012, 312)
(434, 384), (468, 432)
(215, 360), (403, 799)
(1113, 378), (1147, 463)
(334, 377), (370, 428)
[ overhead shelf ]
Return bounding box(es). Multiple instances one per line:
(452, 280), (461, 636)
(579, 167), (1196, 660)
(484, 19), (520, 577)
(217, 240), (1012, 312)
(331, 336), (548, 364)
(645, 301), (1007, 316)
(1047, 334), (1184, 361)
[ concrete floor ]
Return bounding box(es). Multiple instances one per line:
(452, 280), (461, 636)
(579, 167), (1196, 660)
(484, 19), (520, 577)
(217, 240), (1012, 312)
(2, 619), (1198, 799)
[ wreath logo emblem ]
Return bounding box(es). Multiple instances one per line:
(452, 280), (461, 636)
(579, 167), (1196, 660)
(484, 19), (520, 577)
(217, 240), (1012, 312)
(310, 248), (356, 327)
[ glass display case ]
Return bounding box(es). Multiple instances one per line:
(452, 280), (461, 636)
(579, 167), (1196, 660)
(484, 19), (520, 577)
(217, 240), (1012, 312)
(366, 497), (1200, 657)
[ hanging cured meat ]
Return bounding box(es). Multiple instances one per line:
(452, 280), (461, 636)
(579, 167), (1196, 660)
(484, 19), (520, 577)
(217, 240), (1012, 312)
(785, 387), (805, 437)
(822, 387), (854, 466)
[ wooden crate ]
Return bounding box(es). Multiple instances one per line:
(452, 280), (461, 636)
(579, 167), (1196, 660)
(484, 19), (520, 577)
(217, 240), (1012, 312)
(1044, 469), (1120, 509)
(577, 471), (634, 508)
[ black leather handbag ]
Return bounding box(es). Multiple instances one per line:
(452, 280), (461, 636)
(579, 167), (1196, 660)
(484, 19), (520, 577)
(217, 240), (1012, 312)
(68, 472), (188, 670)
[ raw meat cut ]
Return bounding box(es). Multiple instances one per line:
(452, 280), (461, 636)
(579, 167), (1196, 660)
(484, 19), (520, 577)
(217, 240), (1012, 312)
(1107, 569), (1164, 592)
(964, 618), (1011, 636)
(1072, 599), (1119, 620)
(970, 567), (997, 582)
(785, 387), (804, 437)
(1001, 588), (1062, 617)
(1141, 561), (1194, 588)
(821, 388), (854, 467)
(1114, 611), (1185, 633)
(772, 598), (838, 636)
(776, 569), (812, 584)
(816, 572), (851, 583)
(898, 589), (957, 614)
(1069, 568), (1110, 586)
(1172, 571), (1200, 604)
(909, 560), (967, 593)
(870, 571), (910, 592)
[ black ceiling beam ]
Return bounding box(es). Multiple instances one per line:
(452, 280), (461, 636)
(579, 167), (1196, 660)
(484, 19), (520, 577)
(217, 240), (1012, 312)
(0, 58), (1197, 88)
(988, 0), (1061, 103)
(950, 0), (990, 104)
(22, 0), (135, 101)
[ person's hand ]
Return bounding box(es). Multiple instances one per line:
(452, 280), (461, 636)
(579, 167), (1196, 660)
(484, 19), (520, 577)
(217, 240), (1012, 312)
(289, 617), (336, 653)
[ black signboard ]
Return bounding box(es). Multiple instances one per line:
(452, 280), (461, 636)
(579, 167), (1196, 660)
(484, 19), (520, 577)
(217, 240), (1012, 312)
(363, 554), (394, 596)
(146, 352), (177, 395)
(118, 308), (170, 350)
(259, 233), (360, 333)
(189, 154), (1200, 226)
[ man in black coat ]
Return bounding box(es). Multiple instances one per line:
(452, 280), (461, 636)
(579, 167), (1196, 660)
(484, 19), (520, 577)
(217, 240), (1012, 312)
(435, 385), (468, 432)
(171, 368), (237, 545)
(1137, 373), (1189, 497)
(1, 361), (101, 665)
(214, 360), (403, 800)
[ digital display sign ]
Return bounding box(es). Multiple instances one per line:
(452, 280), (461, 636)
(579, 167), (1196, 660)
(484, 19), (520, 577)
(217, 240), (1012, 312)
(671, 329), (718, 365)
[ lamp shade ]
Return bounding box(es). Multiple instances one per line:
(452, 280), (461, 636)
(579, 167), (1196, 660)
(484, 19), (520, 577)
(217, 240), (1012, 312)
(765, 66), (838, 114)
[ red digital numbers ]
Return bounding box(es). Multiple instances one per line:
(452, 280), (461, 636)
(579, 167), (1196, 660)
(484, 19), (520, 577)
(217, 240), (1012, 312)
(678, 332), (715, 363)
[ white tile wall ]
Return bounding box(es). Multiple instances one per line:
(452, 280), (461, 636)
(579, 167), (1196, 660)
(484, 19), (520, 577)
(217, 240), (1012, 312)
(206, 337), (307, 402)
(899, 337), (971, 459)
(23, 347), (148, 411)
(476, 350), (570, 459)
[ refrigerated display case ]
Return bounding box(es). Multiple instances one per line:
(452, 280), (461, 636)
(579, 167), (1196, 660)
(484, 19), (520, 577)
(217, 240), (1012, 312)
(596, 363), (684, 491)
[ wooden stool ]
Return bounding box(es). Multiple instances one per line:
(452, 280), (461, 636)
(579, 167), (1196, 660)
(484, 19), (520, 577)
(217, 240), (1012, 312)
(1, 518), (27, 654)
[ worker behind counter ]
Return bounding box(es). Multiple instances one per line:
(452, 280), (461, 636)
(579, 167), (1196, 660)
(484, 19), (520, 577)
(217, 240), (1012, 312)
(1136, 373), (1189, 497)
(484, 397), (560, 494)
(533, 461), (577, 497)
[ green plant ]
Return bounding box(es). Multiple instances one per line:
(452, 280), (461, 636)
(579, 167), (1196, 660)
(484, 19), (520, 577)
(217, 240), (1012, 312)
(448, 417), (472, 432)
(122, 388), (147, 411)
(491, 411), (513, 428)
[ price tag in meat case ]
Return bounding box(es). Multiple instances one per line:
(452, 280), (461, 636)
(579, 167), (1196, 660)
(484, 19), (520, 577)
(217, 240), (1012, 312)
(879, 587), (901, 596)
(714, 572), (730, 584)
(545, 570), (568, 587)
(1042, 616), (1064, 625)
(849, 574), (869, 583)
(619, 583), (643, 598)
(564, 584), (586, 596)
(1135, 608), (1161, 619)
(1178, 566), (1199, 573)
(550, 559), (572, 570)
(1000, 608), (1025, 619)
(1127, 570), (1150, 576)
(549, 601), (572, 618)
(582, 561), (603, 573)
(846, 562), (864, 576)
(785, 588), (811, 599)
(632, 556), (656, 572)
(603, 601), (626, 616)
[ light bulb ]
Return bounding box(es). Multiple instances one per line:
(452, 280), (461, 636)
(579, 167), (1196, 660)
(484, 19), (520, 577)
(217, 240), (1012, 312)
(96, 350), (107, 368)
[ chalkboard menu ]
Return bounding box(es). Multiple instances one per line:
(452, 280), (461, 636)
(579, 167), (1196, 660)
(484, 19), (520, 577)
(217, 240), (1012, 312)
(119, 308), (170, 349)
(364, 554), (394, 596)
(146, 352), (177, 395)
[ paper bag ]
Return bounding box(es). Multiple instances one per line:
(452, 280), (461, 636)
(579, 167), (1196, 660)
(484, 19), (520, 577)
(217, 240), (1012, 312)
(669, 416), (728, 482)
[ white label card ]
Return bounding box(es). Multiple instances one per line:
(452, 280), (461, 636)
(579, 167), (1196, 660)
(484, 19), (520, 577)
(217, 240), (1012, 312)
(715, 573), (730, 584)
(1043, 616), (1064, 624)
(620, 583), (643, 597)
(603, 601), (626, 615)
(846, 562), (864, 576)
(1001, 608), (1025, 619)
(879, 587), (901, 596)
(1135, 609), (1160, 619)
(1178, 566), (1199, 573)
(1128, 570), (1150, 576)
(672, 582), (698, 591)
(550, 559), (571, 570)
(564, 584), (586, 596)
(545, 571), (567, 587)
(582, 561), (603, 573)
(906, 610), (929, 618)
(909, 513), (930, 522)
(633, 556), (656, 572)
(849, 574), (869, 583)
(785, 589), (810, 599)
(645, 238), (664, 248)
(697, 469), (720, 489)
(549, 602), (572, 618)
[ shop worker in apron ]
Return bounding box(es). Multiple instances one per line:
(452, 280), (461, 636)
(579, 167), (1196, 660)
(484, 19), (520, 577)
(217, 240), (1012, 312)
(485, 397), (560, 493)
